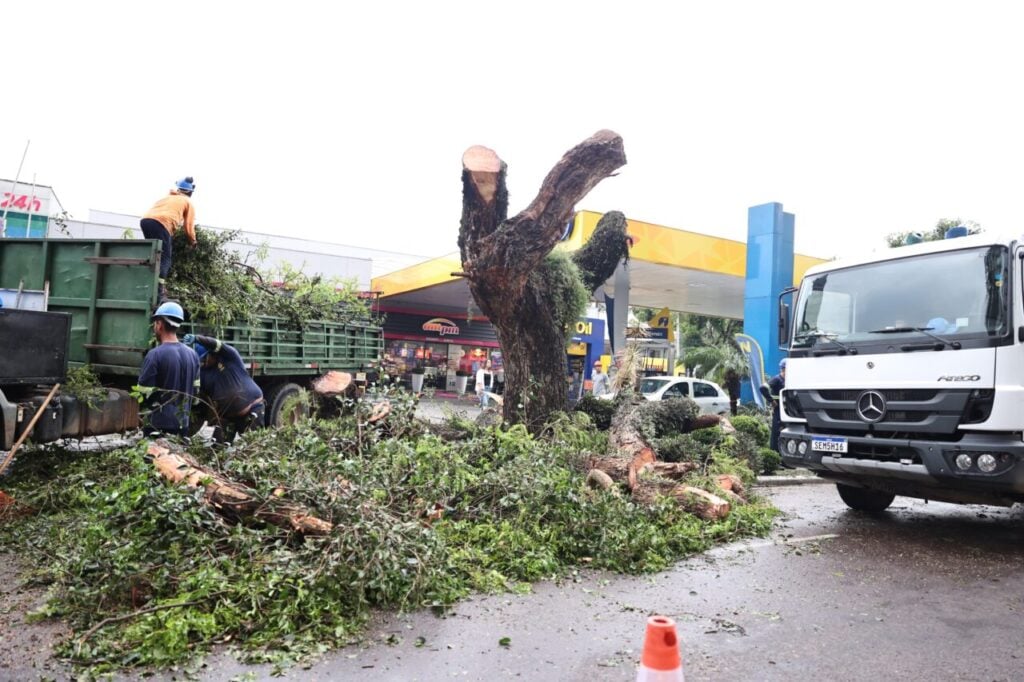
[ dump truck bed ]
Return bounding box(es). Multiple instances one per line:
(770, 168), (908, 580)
(0, 238), (382, 378)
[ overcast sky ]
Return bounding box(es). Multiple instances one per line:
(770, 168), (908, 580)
(3, 1), (1022, 262)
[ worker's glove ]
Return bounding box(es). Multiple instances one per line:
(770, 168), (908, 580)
(182, 333), (196, 346)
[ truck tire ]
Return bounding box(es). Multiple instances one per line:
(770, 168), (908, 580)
(836, 483), (895, 512)
(265, 383), (309, 428)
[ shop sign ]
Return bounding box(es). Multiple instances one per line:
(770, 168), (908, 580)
(1, 182), (52, 215)
(422, 317), (460, 337)
(571, 317), (604, 345)
(567, 342), (587, 355)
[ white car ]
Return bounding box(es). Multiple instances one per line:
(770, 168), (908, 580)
(602, 375), (730, 415)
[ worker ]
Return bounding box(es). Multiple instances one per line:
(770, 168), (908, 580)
(590, 360), (610, 397)
(724, 368), (742, 416)
(138, 301), (200, 437)
(182, 333), (265, 442)
(140, 177), (197, 300)
(764, 358), (787, 452)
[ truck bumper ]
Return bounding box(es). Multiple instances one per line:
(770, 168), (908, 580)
(780, 424), (1024, 503)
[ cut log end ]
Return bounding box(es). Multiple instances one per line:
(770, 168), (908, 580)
(367, 400), (391, 423)
(586, 468), (616, 491)
(462, 145), (502, 172)
(313, 371), (353, 396)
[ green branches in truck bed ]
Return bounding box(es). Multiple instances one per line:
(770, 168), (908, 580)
(167, 229), (375, 328)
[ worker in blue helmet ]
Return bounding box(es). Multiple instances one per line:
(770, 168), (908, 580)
(182, 333), (265, 442)
(138, 301), (200, 437)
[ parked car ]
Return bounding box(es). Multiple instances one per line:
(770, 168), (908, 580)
(601, 375), (730, 415)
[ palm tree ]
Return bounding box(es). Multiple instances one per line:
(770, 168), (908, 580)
(683, 340), (745, 385)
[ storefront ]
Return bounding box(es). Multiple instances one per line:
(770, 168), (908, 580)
(381, 311), (502, 392)
(383, 310), (606, 396)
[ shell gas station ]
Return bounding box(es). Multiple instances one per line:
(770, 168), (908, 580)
(370, 203), (827, 399)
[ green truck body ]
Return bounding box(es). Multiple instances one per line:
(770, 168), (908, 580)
(0, 237), (383, 376)
(0, 237), (383, 447)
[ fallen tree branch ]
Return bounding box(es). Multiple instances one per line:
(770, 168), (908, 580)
(148, 441), (333, 535)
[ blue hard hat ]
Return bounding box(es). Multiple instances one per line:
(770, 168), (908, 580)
(194, 342), (209, 361)
(151, 301), (185, 327)
(175, 176), (195, 194)
(779, 358), (788, 369)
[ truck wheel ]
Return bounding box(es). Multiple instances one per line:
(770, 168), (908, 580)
(836, 483), (895, 512)
(265, 383), (309, 428)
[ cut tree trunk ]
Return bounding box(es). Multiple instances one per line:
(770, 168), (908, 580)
(148, 440), (332, 535)
(632, 482), (731, 520)
(312, 371), (353, 397)
(458, 131), (627, 432)
(584, 457), (699, 485)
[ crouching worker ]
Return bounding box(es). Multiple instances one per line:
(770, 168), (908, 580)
(183, 333), (265, 442)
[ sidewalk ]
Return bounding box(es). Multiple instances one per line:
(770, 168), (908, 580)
(415, 394), (485, 423)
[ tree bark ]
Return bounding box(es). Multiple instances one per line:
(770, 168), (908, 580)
(459, 131), (627, 432)
(147, 441), (332, 535)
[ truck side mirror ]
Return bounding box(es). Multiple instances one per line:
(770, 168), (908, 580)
(778, 287), (797, 350)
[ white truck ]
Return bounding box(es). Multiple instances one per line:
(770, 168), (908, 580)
(778, 229), (1023, 511)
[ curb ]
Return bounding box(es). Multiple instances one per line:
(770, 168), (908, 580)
(755, 474), (831, 487)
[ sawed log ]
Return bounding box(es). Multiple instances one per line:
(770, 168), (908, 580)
(148, 440), (332, 535)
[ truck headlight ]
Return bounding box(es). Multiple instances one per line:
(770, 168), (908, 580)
(797, 441), (808, 455)
(955, 453), (974, 471)
(783, 439), (795, 455)
(977, 453), (998, 473)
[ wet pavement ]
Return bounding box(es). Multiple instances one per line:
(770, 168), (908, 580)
(187, 483), (1024, 681)
(5, 416), (1024, 681)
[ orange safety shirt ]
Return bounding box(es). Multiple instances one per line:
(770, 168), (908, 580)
(143, 192), (196, 243)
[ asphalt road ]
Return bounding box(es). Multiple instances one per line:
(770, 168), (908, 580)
(5, 432), (1024, 681)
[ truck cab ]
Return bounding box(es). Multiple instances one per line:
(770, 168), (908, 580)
(778, 230), (1024, 510)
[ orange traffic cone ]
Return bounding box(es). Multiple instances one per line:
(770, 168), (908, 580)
(636, 615), (684, 681)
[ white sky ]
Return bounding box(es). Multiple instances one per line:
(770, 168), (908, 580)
(3, 1), (1023, 262)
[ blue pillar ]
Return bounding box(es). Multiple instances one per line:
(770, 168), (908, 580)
(742, 202), (794, 402)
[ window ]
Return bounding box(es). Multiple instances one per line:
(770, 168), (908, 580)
(638, 378), (671, 395)
(663, 382), (689, 398)
(793, 245), (1010, 348)
(693, 382), (719, 398)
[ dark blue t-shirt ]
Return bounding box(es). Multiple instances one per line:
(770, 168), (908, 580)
(200, 344), (263, 417)
(138, 341), (200, 432)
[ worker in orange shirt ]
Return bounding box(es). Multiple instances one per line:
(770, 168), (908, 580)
(140, 177), (197, 299)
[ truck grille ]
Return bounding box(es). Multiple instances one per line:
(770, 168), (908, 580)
(786, 388), (976, 440)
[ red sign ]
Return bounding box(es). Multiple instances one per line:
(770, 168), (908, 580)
(422, 317), (460, 337)
(1, 193), (43, 212)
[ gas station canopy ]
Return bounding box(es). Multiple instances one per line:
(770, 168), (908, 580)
(372, 211), (826, 319)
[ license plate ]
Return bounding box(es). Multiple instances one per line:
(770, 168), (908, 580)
(812, 437), (848, 454)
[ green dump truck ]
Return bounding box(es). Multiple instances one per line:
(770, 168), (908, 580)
(0, 238), (383, 450)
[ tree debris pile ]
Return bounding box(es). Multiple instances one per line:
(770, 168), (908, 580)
(167, 228), (375, 328)
(0, 396), (775, 674)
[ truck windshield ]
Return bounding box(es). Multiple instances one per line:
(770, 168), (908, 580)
(793, 245), (1009, 348)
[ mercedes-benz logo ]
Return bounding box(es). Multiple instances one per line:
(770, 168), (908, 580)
(856, 390), (886, 423)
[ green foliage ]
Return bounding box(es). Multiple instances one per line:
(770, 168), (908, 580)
(64, 364), (107, 410)
(168, 229), (373, 328)
(760, 447), (782, 475)
(720, 432), (761, 475)
(532, 251), (588, 343)
(573, 394), (616, 430)
(730, 414), (770, 448)
(0, 403), (775, 675)
(571, 211), (630, 293)
(885, 218), (982, 248)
